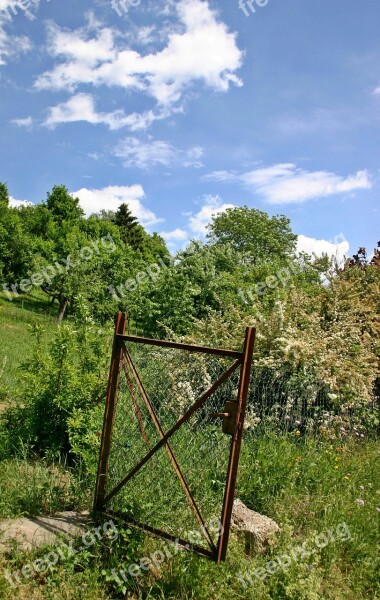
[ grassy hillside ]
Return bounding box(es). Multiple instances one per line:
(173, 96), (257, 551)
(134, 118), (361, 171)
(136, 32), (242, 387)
(0, 292), (56, 401)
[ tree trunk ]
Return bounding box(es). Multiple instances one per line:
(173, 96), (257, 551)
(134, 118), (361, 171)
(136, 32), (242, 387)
(57, 299), (68, 325)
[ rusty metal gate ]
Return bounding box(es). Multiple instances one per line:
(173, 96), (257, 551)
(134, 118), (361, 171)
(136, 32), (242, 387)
(94, 313), (255, 562)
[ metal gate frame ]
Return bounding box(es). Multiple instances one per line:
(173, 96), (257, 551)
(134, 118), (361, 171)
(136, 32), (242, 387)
(94, 313), (255, 563)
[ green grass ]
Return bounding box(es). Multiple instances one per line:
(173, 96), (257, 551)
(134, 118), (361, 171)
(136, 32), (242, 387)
(0, 299), (378, 599)
(0, 453), (86, 519)
(0, 434), (378, 599)
(0, 291), (56, 400)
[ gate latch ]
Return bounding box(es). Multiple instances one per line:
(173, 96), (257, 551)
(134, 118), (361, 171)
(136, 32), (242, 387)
(209, 400), (238, 436)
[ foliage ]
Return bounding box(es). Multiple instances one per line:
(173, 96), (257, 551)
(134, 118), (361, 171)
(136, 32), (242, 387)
(0, 179), (379, 599)
(207, 205), (297, 261)
(0, 202), (34, 284)
(115, 202), (145, 251)
(0, 452), (80, 518)
(2, 298), (112, 456)
(0, 182), (170, 323)
(0, 181), (9, 206)
(0, 435), (378, 599)
(45, 185), (84, 224)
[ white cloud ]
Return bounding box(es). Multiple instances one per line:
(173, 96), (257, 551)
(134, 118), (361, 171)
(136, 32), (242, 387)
(188, 194), (234, 235)
(72, 185), (161, 225)
(373, 86), (380, 96)
(297, 234), (349, 264)
(159, 228), (188, 242)
(0, 9), (31, 66)
(35, 1), (242, 123)
(203, 169), (237, 183)
(160, 195), (235, 249)
(134, 25), (158, 46)
(12, 116), (33, 128)
(43, 93), (159, 131)
(205, 164), (371, 204)
(115, 137), (204, 169)
(183, 145), (204, 168)
(9, 196), (33, 208)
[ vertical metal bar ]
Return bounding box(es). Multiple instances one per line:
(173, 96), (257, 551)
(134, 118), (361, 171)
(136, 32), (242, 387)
(94, 312), (127, 511)
(216, 327), (256, 562)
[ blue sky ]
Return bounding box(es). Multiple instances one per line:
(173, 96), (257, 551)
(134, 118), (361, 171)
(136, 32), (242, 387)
(0, 0), (379, 257)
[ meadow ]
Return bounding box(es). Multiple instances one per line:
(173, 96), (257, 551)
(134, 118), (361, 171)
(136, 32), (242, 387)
(0, 295), (378, 600)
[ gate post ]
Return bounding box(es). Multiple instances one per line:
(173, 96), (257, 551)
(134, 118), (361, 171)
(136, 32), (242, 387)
(216, 326), (256, 562)
(94, 312), (127, 511)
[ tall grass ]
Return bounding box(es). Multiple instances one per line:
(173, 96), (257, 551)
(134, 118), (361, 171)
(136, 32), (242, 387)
(0, 447), (87, 519)
(0, 434), (378, 599)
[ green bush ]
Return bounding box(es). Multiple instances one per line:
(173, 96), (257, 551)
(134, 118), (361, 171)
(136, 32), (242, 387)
(2, 299), (112, 459)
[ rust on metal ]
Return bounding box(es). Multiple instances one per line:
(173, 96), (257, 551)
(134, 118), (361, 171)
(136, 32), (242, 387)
(103, 354), (242, 505)
(117, 334), (243, 359)
(216, 326), (256, 562)
(221, 401), (239, 436)
(209, 400), (239, 436)
(94, 312), (127, 511)
(122, 357), (150, 448)
(100, 510), (214, 559)
(94, 313), (256, 563)
(122, 346), (216, 552)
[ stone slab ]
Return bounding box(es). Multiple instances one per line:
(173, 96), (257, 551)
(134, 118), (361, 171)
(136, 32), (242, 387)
(0, 511), (90, 553)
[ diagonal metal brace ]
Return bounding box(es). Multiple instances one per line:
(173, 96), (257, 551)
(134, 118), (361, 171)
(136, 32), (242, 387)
(103, 355), (243, 506)
(122, 346), (216, 552)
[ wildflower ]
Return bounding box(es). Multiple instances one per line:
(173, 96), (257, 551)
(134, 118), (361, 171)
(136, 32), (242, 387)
(295, 419), (301, 425)
(355, 499), (365, 506)
(376, 508), (380, 513)
(359, 485), (364, 490)
(285, 415), (290, 420)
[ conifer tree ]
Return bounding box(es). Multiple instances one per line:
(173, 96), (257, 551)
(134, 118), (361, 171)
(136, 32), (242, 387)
(115, 203), (145, 250)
